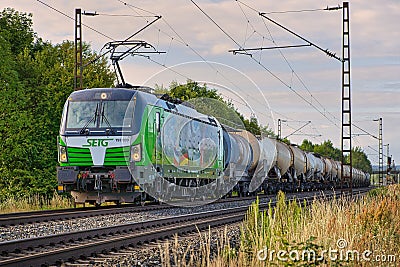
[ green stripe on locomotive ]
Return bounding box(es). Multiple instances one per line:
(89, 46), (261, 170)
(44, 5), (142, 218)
(59, 145), (131, 167)
(104, 146), (130, 166)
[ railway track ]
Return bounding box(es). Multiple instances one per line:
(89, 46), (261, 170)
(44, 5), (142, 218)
(0, 189), (335, 227)
(0, 187), (370, 267)
(0, 203), (166, 227)
(0, 194), (267, 227)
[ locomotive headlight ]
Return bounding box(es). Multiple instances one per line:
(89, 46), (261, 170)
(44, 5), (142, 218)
(131, 144), (142, 162)
(59, 146), (68, 163)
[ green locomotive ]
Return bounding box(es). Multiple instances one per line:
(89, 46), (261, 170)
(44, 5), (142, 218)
(57, 87), (226, 205)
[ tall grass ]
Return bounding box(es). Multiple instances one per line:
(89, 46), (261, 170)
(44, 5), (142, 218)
(0, 192), (73, 213)
(161, 185), (400, 266)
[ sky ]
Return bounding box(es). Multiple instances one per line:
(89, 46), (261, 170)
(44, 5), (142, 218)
(3, 0), (400, 166)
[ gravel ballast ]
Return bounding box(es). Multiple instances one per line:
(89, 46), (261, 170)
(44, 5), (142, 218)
(92, 223), (242, 267)
(0, 197), (267, 242)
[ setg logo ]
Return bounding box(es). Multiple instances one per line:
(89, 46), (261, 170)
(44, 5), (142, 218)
(82, 139), (112, 147)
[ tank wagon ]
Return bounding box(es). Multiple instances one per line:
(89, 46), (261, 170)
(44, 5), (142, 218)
(57, 87), (370, 205)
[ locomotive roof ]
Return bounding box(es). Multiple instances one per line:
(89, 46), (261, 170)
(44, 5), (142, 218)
(68, 88), (139, 101)
(68, 87), (217, 124)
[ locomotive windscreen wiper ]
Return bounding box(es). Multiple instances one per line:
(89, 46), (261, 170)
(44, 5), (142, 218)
(80, 103), (99, 135)
(101, 104), (115, 135)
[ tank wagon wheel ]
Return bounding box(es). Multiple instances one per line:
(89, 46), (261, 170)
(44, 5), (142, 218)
(224, 191), (232, 198)
(299, 183), (304, 192)
(89, 201), (101, 208)
(140, 192), (147, 206)
(72, 199), (85, 208)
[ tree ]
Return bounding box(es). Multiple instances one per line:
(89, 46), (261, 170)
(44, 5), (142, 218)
(300, 139), (341, 160)
(300, 139), (315, 152)
(158, 80), (268, 136)
(350, 147), (372, 173)
(168, 80), (222, 101)
(241, 116), (261, 136)
(260, 125), (276, 138)
(0, 8), (115, 200)
(0, 8), (34, 55)
(299, 139), (372, 173)
(314, 140), (342, 160)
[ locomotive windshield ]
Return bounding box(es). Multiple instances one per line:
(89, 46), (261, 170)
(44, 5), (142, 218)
(66, 101), (98, 129)
(64, 100), (134, 132)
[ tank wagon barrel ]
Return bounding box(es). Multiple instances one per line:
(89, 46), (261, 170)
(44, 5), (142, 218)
(289, 145), (307, 179)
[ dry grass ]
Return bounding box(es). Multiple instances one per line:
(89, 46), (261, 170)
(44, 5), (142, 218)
(161, 185), (400, 266)
(159, 227), (239, 267)
(0, 192), (73, 213)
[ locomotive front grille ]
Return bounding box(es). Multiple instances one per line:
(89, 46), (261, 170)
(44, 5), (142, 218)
(104, 146), (130, 166)
(67, 147), (93, 166)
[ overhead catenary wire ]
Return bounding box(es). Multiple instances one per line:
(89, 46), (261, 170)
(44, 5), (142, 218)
(241, 2), (368, 148)
(261, 8), (326, 15)
(190, 0), (243, 48)
(235, 1), (342, 127)
(258, 12), (342, 61)
(115, 3), (258, 119)
(235, 1), (273, 45)
(75, 0), (328, 141)
(176, 1), (326, 142)
(116, 0), (278, 130)
(35, 0), (313, 141)
(38, 0), (374, 148)
(281, 120), (322, 141)
(367, 146), (388, 158)
(353, 124), (378, 140)
(34, 0), (305, 138)
(36, 0), (187, 83)
(37, 0), (164, 87)
(233, 1), (375, 146)
(116, 0), (158, 16)
(189, 0), (344, 133)
(262, 19), (335, 114)
(94, 13), (156, 17)
(259, 15), (341, 127)
(36, 0), (115, 40)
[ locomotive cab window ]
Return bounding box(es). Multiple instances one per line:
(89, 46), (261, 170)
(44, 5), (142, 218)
(100, 100), (133, 128)
(66, 101), (98, 129)
(64, 100), (134, 132)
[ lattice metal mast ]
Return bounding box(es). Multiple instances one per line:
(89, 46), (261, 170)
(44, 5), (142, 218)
(378, 118), (383, 185)
(278, 119), (283, 140)
(340, 2), (352, 193)
(74, 8), (83, 90)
